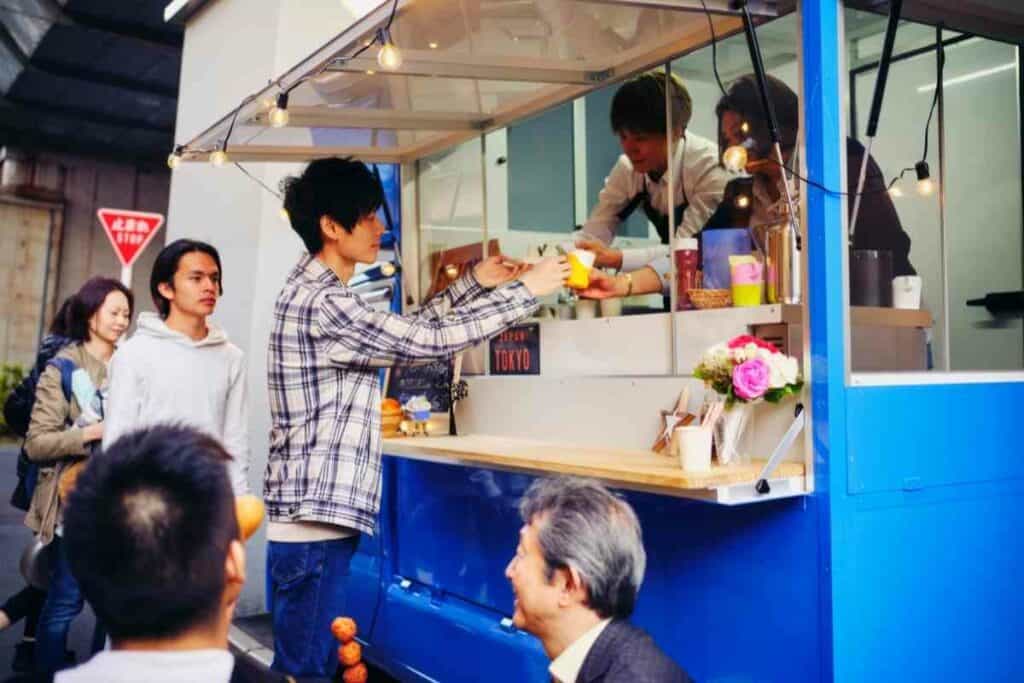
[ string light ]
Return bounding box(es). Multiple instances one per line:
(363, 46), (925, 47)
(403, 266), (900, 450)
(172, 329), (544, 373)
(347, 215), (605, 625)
(167, 145), (183, 170)
(269, 92), (290, 128)
(735, 194), (751, 209)
(722, 145), (748, 173)
(210, 148), (228, 167)
(915, 161), (934, 196)
(279, 207), (290, 223)
(888, 185), (904, 198)
(377, 28), (402, 70)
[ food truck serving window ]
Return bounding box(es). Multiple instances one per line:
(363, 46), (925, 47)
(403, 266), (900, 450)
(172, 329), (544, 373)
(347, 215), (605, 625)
(842, 5), (1024, 384)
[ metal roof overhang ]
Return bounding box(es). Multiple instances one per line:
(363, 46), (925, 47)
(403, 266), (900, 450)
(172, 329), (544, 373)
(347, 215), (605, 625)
(178, 0), (781, 165)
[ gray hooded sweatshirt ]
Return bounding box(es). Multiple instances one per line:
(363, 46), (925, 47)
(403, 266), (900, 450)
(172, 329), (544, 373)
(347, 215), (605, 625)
(103, 312), (250, 494)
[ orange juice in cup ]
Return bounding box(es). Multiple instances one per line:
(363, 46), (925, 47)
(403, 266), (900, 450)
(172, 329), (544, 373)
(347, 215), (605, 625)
(566, 249), (596, 289)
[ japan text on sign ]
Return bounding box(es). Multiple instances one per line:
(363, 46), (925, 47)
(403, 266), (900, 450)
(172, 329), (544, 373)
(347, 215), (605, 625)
(96, 208), (165, 267)
(489, 323), (540, 375)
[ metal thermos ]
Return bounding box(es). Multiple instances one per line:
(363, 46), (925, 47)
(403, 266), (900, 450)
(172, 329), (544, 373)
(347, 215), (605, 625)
(849, 249), (893, 307)
(765, 221), (801, 304)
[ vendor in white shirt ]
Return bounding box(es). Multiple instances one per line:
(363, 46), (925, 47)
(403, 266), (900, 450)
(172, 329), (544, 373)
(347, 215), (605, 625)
(575, 71), (733, 300)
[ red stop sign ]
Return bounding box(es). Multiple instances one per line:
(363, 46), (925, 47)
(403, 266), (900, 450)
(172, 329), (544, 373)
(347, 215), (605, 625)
(97, 208), (165, 267)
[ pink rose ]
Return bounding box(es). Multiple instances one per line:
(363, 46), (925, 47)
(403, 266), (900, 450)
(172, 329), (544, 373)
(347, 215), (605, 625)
(733, 358), (770, 400)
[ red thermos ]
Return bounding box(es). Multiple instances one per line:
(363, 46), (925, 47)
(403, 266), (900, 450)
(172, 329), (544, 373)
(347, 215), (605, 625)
(675, 237), (699, 310)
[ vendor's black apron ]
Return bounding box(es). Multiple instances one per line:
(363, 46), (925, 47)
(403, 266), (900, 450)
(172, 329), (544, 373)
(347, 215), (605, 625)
(615, 183), (689, 309)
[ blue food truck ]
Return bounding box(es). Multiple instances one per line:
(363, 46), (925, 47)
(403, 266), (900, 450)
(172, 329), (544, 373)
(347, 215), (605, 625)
(168, 0), (1024, 680)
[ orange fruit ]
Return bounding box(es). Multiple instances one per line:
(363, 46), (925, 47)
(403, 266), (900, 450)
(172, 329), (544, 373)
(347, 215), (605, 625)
(381, 398), (402, 413)
(331, 616), (357, 643)
(342, 662), (368, 683)
(338, 640), (362, 667)
(235, 495), (265, 542)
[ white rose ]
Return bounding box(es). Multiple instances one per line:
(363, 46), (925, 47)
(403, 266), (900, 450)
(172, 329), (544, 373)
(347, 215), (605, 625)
(782, 356), (799, 385)
(767, 355), (788, 388)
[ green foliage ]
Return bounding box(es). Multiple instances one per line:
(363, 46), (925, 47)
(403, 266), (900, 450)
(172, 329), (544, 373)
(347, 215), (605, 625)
(0, 363), (27, 435)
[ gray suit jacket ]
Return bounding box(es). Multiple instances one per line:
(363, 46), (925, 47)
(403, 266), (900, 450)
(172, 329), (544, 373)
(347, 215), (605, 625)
(576, 619), (691, 683)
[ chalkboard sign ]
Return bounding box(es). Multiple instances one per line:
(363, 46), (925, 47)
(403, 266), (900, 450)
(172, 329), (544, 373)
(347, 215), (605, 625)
(385, 360), (453, 412)
(490, 323), (541, 375)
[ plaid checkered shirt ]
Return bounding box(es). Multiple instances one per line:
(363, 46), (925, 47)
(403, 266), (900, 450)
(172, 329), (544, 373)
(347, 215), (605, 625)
(264, 254), (538, 534)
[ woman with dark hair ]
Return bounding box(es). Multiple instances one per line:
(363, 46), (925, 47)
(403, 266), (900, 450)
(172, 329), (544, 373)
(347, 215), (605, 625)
(0, 294), (77, 672)
(23, 276), (133, 674)
(711, 73), (915, 276)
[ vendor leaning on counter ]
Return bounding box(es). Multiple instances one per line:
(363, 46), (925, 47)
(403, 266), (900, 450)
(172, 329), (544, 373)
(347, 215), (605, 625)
(573, 71), (734, 301)
(582, 74), (916, 301)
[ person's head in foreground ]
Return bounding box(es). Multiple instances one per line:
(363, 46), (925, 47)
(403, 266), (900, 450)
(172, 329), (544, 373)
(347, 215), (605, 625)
(64, 424), (245, 651)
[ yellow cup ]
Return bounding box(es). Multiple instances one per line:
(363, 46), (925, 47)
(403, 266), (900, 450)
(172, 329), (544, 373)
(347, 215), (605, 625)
(566, 250), (596, 289)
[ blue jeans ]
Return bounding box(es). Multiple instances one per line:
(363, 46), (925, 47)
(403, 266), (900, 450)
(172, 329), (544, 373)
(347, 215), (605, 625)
(267, 536), (360, 677)
(35, 537), (104, 673)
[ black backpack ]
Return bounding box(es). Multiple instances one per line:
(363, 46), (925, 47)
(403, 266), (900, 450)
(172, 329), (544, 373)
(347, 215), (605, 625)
(4, 336), (72, 437)
(5, 337), (76, 511)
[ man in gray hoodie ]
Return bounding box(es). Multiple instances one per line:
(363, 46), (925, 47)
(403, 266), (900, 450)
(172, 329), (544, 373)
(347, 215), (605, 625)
(103, 239), (250, 495)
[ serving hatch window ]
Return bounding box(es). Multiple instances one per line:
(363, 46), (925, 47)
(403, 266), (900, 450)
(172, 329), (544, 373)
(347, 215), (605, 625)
(843, 5), (1023, 378)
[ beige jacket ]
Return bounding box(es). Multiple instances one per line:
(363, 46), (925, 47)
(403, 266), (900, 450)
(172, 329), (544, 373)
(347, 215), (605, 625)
(24, 343), (107, 545)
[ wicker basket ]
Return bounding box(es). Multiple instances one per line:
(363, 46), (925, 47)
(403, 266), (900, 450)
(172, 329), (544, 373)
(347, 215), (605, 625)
(687, 288), (732, 309)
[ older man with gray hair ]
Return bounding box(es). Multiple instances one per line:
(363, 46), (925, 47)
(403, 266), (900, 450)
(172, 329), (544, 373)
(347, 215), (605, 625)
(505, 477), (689, 683)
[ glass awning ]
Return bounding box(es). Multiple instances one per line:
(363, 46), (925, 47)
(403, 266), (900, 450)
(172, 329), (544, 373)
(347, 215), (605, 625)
(178, 0), (779, 164)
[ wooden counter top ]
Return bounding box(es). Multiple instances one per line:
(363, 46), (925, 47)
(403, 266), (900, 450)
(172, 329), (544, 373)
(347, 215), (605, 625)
(383, 434), (806, 504)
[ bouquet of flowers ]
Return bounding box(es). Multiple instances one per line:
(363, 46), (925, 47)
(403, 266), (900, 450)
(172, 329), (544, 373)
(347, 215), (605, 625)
(693, 335), (802, 405)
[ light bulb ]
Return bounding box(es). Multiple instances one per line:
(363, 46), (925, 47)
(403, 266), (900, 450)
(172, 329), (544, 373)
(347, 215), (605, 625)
(445, 264), (459, 280)
(735, 194), (750, 209)
(377, 42), (402, 70)
(269, 93), (289, 128)
(914, 160), (933, 196)
(167, 150), (181, 170)
(722, 145), (748, 173)
(210, 149), (228, 167)
(740, 121), (751, 134)
(377, 29), (402, 70)
(279, 207), (290, 223)
(428, 42), (438, 49)
(269, 106), (289, 128)
(888, 185), (904, 198)
(381, 262), (396, 277)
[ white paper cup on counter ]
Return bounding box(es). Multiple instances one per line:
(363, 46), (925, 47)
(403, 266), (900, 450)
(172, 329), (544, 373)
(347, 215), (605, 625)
(575, 299), (598, 319)
(672, 426), (712, 473)
(599, 297), (622, 317)
(892, 275), (922, 309)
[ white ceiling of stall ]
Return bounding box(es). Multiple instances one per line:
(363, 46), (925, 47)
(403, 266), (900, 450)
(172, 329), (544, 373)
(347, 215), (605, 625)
(181, 0), (781, 164)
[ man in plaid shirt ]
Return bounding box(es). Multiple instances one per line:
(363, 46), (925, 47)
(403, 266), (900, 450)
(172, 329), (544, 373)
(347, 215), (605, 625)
(264, 157), (569, 677)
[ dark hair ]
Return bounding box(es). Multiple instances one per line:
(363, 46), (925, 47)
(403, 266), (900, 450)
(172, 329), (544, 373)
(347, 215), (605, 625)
(150, 239), (224, 318)
(715, 73), (800, 156)
(610, 71), (693, 136)
(63, 425), (239, 641)
(68, 278), (134, 342)
(48, 294), (77, 337)
(280, 157), (385, 254)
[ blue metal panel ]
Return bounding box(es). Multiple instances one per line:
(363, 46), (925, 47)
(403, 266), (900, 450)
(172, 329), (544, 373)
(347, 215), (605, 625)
(384, 458), (824, 682)
(836, 480), (1024, 681)
(847, 382), (1024, 494)
(800, 1), (846, 681)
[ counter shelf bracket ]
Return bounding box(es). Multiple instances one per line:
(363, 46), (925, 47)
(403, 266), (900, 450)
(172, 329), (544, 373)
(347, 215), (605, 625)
(754, 402), (805, 495)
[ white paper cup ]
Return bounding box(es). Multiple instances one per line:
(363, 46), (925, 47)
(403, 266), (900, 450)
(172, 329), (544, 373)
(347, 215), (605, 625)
(892, 275), (922, 310)
(575, 299), (598, 319)
(599, 297), (622, 317)
(672, 426), (712, 473)
(569, 248), (596, 269)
